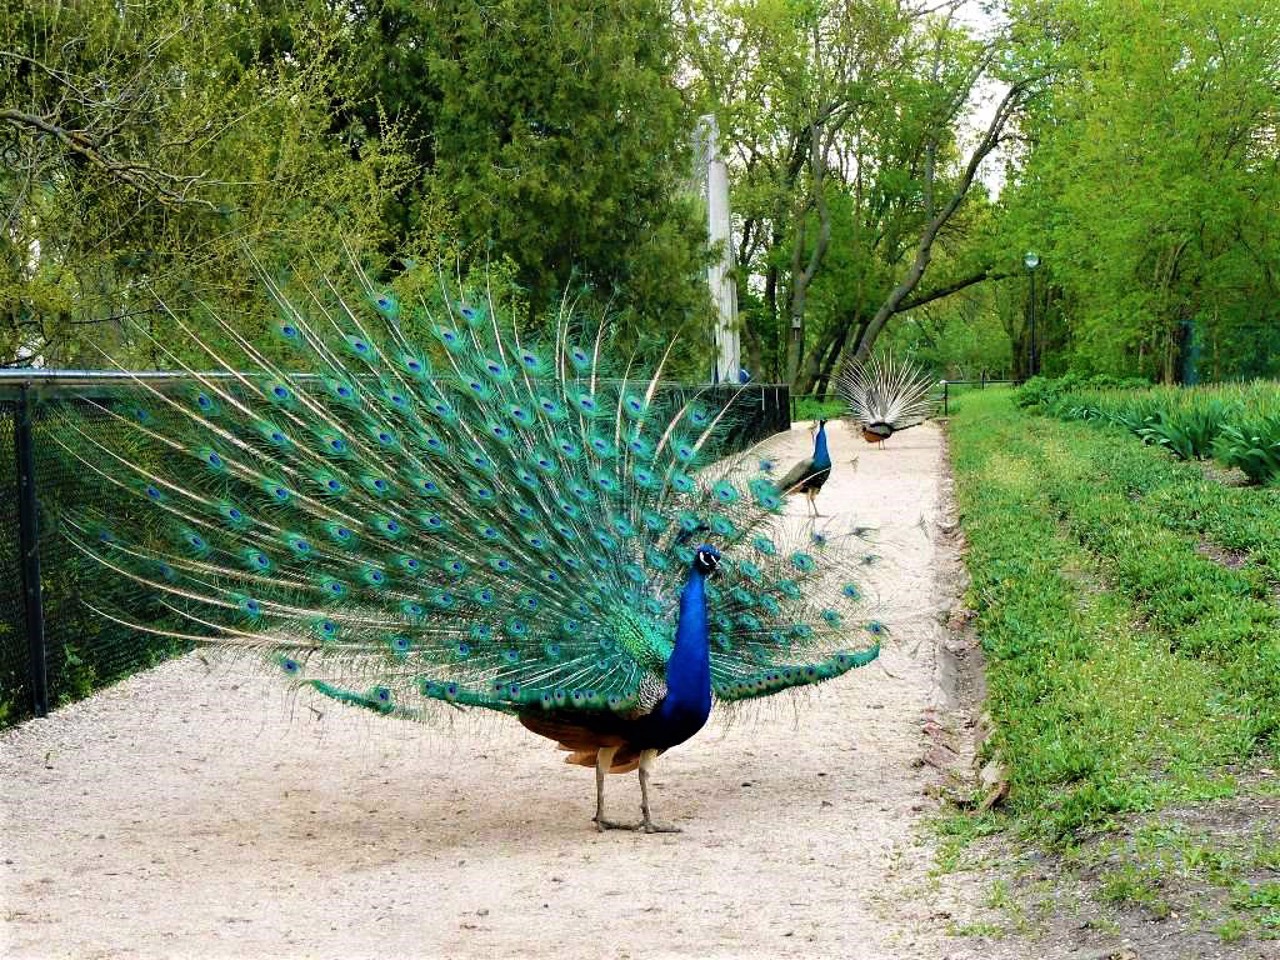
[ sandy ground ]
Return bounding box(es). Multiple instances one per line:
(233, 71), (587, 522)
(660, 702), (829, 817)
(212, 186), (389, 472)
(1, 420), (992, 960)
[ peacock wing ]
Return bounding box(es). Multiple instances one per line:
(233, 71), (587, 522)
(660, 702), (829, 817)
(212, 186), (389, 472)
(774, 457), (815, 493)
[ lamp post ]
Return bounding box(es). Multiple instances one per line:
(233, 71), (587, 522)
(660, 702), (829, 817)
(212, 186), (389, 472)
(1024, 251), (1041, 377)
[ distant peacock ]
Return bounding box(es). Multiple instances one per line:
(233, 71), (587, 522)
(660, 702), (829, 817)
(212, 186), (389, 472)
(774, 419), (831, 517)
(54, 264), (883, 834)
(838, 353), (935, 446)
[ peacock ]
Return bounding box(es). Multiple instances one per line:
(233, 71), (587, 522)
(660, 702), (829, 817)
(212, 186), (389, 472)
(838, 353), (935, 446)
(773, 419), (831, 518)
(52, 264), (884, 834)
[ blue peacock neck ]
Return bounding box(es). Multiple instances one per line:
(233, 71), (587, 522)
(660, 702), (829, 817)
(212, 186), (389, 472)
(655, 560), (713, 733)
(813, 422), (831, 468)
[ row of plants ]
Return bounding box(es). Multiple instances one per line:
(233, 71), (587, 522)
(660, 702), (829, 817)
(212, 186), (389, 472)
(946, 390), (1280, 940)
(1018, 376), (1280, 484)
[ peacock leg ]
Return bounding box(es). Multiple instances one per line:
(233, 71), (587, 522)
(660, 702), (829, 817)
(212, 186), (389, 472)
(593, 746), (638, 832)
(637, 749), (681, 834)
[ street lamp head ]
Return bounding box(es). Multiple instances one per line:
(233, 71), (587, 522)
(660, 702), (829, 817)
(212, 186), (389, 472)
(1024, 251), (1041, 270)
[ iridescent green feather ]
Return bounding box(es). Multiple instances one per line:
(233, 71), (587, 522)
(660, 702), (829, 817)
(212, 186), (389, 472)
(53, 264), (881, 720)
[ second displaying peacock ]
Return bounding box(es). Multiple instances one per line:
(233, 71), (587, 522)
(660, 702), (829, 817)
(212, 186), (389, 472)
(55, 265), (883, 833)
(839, 353), (935, 446)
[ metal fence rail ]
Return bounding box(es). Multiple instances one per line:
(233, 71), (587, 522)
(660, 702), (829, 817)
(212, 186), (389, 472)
(0, 371), (790, 727)
(789, 377), (1017, 422)
(939, 378), (1017, 415)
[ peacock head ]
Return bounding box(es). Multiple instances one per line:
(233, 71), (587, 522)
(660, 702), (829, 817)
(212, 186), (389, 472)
(693, 544), (722, 577)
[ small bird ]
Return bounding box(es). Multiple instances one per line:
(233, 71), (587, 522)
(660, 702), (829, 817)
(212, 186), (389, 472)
(775, 419), (832, 517)
(839, 353), (934, 446)
(55, 264), (883, 833)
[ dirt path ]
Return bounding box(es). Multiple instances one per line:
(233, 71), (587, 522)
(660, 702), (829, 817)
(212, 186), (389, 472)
(2, 420), (993, 960)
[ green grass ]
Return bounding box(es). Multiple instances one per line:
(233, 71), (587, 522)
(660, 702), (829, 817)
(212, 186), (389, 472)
(945, 390), (1280, 942)
(791, 395), (846, 421)
(1023, 378), (1280, 483)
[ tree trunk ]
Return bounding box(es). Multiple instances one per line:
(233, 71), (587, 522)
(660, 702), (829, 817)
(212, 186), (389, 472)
(794, 310), (860, 395)
(853, 75), (1032, 359)
(739, 274), (763, 382)
(785, 122), (833, 388)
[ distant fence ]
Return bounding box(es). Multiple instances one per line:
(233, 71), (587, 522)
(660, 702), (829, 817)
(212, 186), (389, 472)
(0, 371), (790, 727)
(788, 377), (1018, 421)
(939, 378), (1017, 415)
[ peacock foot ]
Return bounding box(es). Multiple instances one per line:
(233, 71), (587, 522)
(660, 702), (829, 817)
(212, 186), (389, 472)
(594, 816), (642, 832)
(640, 814), (681, 834)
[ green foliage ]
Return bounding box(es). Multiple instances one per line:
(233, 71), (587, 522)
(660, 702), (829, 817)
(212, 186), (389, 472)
(2, 0), (420, 368)
(998, 0), (1280, 381)
(1014, 374), (1150, 411)
(949, 391), (1279, 846)
(334, 0), (713, 359)
(3, 0), (715, 373)
(1216, 415), (1280, 485)
(792, 396), (846, 421)
(1030, 380), (1280, 483)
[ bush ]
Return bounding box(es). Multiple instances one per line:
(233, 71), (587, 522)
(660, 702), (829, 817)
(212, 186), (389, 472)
(1016, 373), (1150, 410)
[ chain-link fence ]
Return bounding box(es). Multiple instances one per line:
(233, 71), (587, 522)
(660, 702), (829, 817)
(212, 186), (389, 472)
(0, 373), (790, 728)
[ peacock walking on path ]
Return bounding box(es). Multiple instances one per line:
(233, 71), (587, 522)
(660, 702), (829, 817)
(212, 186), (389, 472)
(838, 353), (935, 446)
(774, 419), (832, 518)
(54, 266), (883, 833)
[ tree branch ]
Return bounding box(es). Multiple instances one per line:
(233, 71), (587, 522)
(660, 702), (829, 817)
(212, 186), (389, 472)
(897, 268), (1010, 311)
(854, 73), (1035, 358)
(0, 107), (217, 208)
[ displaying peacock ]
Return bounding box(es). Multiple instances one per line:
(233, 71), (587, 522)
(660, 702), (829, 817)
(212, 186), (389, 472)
(838, 353), (935, 446)
(774, 419), (831, 518)
(53, 265), (883, 833)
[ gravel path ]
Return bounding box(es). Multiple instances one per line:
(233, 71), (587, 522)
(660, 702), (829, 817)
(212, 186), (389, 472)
(2, 420), (986, 960)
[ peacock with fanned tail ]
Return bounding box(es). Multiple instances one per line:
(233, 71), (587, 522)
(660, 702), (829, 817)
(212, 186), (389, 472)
(838, 353), (935, 446)
(54, 266), (883, 834)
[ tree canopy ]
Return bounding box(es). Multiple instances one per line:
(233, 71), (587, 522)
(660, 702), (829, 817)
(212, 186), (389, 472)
(4, 0), (1277, 385)
(998, 0), (1280, 382)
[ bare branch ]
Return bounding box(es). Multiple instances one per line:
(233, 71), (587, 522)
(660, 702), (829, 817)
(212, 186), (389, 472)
(1, 107), (217, 208)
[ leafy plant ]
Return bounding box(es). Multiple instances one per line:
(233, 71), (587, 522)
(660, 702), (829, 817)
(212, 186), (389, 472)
(1215, 415), (1280, 485)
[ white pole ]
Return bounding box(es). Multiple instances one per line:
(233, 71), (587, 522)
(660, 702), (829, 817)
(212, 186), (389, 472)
(699, 115), (740, 384)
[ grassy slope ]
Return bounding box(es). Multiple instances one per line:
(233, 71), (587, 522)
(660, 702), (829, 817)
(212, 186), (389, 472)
(945, 390), (1280, 943)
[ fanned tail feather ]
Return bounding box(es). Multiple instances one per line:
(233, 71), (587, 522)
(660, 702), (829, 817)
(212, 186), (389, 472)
(52, 261), (882, 720)
(838, 353), (935, 437)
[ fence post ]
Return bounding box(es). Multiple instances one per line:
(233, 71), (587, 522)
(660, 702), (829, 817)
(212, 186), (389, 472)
(15, 385), (49, 718)
(943, 381), (949, 417)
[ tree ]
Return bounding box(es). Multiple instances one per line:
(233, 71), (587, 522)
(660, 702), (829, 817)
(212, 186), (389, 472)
(999, 0), (1280, 381)
(1, 0), (418, 368)
(335, 0), (713, 353)
(683, 0), (1031, 391)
